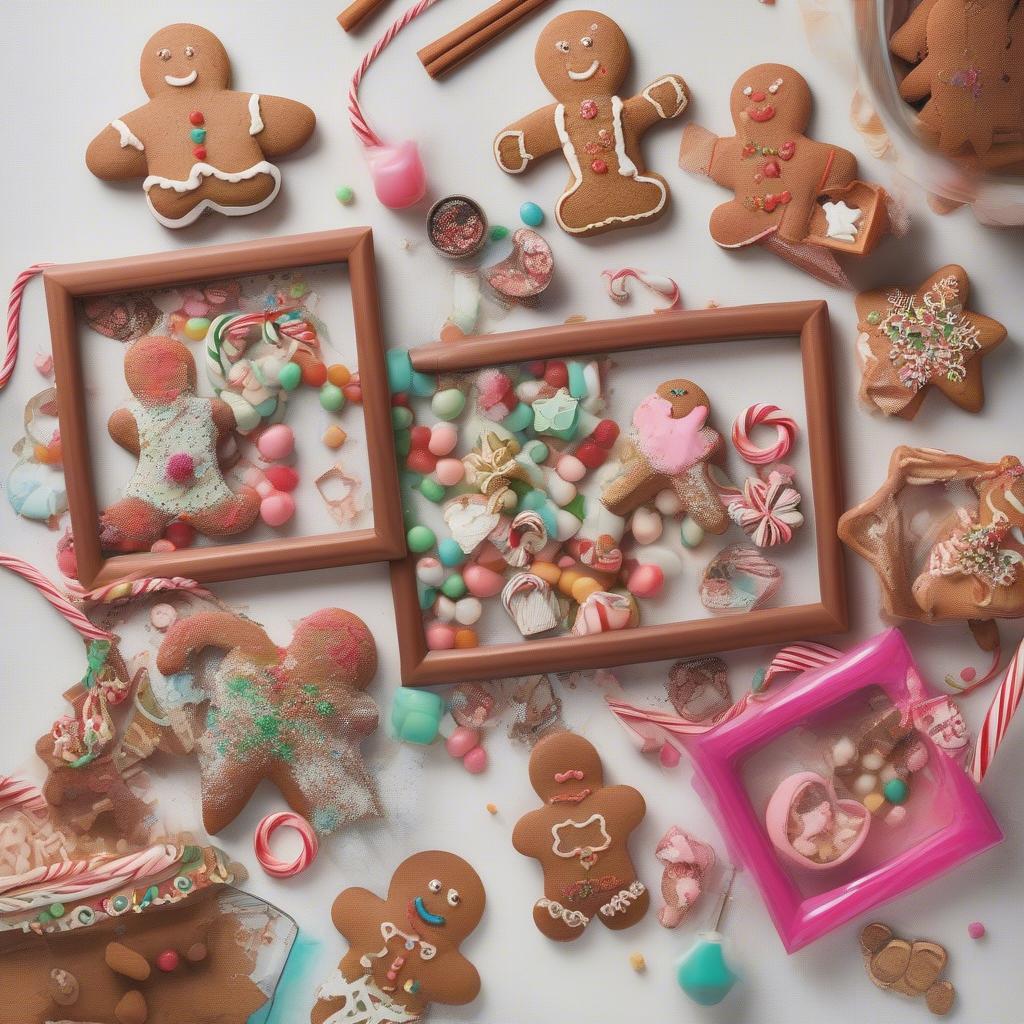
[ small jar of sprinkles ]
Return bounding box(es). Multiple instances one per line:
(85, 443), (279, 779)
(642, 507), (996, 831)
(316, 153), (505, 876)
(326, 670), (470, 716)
(427, 196), (488, 259)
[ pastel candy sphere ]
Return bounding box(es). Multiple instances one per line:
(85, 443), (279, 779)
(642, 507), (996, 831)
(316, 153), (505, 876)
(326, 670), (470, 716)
(419, 478), (446, 503)
(407, 525), (436, 553)
(165, 452), (195, 483)
(264, 466), (299, 492)
(680, 516), (706, 548)
(453, 627), (478, 648)
(463, 746), (488, 773)
(426, 622), (457, 650)
(520, 202), (544, 226)
(630, 507), (663, 545)
(628, 564), (665, 598)
(278, 362), (302, 392)
(261, 491), (295, 527)
(438, 538), (466, 567)
(441, 574), (467, 599)
(435, 458), (465, 487)
(446, 726), (480, 759)
(454, 596), (482, 625)
(557, 455), (587, 482)
(434, 595), (456, 622)
(391, 688), (444, 744)
(184, 317), (210, 340)
(432, 388), (466, 421)
(655, 489), (683, 516)
(463, 563), (505, 598)
(416, 556), (445, 587)
(257, 424), (295, 461)
(320, 383), (346, 412)
(428, 424), (458, 456)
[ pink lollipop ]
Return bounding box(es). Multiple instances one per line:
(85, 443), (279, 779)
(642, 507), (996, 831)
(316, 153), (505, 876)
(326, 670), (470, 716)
(254, 811), (319, 878)
(731, 404), (798, 465)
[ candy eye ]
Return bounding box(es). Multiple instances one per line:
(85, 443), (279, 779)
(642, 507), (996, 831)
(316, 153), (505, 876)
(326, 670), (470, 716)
(157, 48), (172, 61)
(184, 45), (196, 58)
(742, 85), (753, 96)
(428, 879), (442, 893)
(580, 36), (593, 47)
(446, 889), (461, 906)
(556, 40), (570, 53)
(768, 78), (783, 94)
(670, 387), (688, 397)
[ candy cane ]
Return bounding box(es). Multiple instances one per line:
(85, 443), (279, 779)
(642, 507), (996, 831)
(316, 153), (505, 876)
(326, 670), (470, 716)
(254, 811), (319, 878)
(971, 635), (1024, 784)
(3, 263), (54, 394)
(602, 268), (682, 312)
(69, 576), (210, 606)
(0, 553), (114, 642)
(0, 776), (48, 818)
(731, 404), (798, 465)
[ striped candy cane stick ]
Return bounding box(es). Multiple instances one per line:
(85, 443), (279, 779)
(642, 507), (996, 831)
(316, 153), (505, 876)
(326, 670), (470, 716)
(602, 268), (682, 312)
(971, 635), (1024, 784)
(3, 263), (54, 394)
(0, 776), (48, 817)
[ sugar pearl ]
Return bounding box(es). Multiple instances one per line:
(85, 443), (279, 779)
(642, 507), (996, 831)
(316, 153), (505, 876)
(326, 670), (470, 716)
(862, 752), (885, 771)
(434, 595), (456, 622)
(831, 737), (857, 767)
(853, 773), (877, 796)
(446, 727), (480, 759)
(463, 746), (488, 773)
(150, 604), (177, 631)
(426, 623), (457, 650)
(557, 455), (587, 483)
(630, 507), (663, 545)
(455, 597), (482, 625)
(260, 492), (295, 527)
(968, 922), (986, 939)
(680, 516), (705, 548)
(463, 564), (505, 598)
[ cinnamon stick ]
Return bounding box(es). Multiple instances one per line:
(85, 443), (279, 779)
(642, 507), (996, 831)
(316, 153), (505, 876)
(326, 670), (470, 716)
(418, 0), (551, 78)
(338, 0), (390, 33)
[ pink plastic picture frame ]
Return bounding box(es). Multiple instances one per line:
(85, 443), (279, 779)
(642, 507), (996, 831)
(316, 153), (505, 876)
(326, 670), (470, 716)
(684, 629), (1002, 953)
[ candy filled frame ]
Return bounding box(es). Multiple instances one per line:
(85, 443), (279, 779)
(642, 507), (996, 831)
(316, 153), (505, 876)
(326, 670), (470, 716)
(683, 629), (1002, 953)
(44, 228), (404, 588)
(392, 300), (847, 686)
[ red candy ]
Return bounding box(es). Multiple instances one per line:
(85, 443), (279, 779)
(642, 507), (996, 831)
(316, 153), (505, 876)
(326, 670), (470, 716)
(302, 361), (328, 387)
(591, 159), (608, 174)
(193, 146), (207, 160)
(590, 419), (620, 449)
(410, 425), (432, 450)
(524, 360), (547, 378)
(406, 448), (438, 475)
(164, 521), (195, 548)
(544, 361), (569, 389)
(156, 950), (180, 972)
(575, 442), (607, 469)
(189, 111), (204, 125)
(264, 466), (299, 492)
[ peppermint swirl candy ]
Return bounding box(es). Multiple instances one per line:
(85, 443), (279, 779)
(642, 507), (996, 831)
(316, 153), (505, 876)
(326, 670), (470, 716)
(727, 469), (804, 547)
(731, 404), (798, 465)
(254, 811), (319, 878)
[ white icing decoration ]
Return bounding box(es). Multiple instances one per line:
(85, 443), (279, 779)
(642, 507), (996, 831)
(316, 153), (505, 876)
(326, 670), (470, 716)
(822, 200), (862, 242)
(142, 161), (281, 229)
(164, 69), (198, 87)
(552, 102), (668, 234)
(598, 880), (646, 917)
(493, 129), (532, 174)
(536, 898), (589, 928)
(110, 119), (144, 152)
(248, 93), (264, 135)
(315, 970), (420, 1024)
(550, 813), (612, 859)
(568, 60), (600, 81)
(641, 76), (688, 119)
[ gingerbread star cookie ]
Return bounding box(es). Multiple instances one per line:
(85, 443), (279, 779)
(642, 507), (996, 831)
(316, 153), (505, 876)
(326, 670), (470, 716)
(156, 608), (381, 835)
(494, 10), (689, 236)
(311, 851), (484, 1023)
(86, 23), (315, 228)
(513, 733), (648, 941)
(855, 265), (1007, 418)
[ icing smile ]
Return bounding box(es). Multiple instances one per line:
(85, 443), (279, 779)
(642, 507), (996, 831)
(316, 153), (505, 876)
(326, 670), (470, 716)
(411, 896), (446, 927)
(748, 104), (776, 123)
(165, 70), (198, 87)
(568, 60), (600, 81)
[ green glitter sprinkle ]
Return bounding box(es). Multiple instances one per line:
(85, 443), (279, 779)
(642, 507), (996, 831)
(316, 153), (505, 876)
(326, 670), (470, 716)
(256, 715), (281, 738)
(316, 700), (336, 717)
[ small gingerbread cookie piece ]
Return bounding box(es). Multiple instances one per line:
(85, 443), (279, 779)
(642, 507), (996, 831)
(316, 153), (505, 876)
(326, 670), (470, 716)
(513, 733), (648, 941)
(860, 922), (956, 1016)
(679, 63), (889, 257)
(855, 265), (1007, 419)
(494, 10), (689, 236)
(601, 379), (729, 533)
(311, 851), (485, 1023)
(86, 24), (315, 228)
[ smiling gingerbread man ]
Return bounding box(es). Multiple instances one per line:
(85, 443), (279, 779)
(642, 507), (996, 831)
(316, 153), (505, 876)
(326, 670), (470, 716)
(494, 10), (688, 236)
(86, 23), (315, 228)
(312, 851), (485, 1024)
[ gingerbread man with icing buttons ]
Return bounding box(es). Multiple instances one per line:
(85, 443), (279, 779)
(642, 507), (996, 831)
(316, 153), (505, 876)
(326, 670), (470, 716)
(679, 63), (865, 249)
(86, 23), (315, 228)
(494, 10), (689, 237)
(513, 733), (648, 942)
(311, 851), (484, 1024)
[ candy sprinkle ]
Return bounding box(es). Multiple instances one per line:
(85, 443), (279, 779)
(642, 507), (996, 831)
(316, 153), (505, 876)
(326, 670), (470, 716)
(486, 803), (498, 815)
(629, 953), (646, 973)
(335, 186), (355, 205)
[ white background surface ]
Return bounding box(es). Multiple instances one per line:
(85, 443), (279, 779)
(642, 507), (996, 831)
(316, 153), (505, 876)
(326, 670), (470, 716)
(2, 1), (1023, 1022)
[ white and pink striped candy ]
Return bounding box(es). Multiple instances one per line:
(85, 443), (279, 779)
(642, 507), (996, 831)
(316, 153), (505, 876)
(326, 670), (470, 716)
(254, 811), (318, 878)
(731, 404), (798, 466)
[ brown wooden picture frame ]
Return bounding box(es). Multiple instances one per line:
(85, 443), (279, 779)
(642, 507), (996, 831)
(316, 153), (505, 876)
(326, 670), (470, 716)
(391, 300), (848, 686)
(46, 228), (405, 589)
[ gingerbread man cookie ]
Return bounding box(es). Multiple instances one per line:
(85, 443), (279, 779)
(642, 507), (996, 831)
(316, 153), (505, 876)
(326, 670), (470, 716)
(311, 851), (484, 1024)
(679, 63), (889, 258)
(100, 336), (260, 553)
(86, 24), (315, 228)
(494, 10), (689, 236)
(513, 732), (648, 941)
(156, 607), (380, 835)
(600, 379), (729, 534)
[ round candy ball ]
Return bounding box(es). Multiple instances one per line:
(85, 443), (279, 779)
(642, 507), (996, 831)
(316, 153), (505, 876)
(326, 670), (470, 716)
(320, 383), (346, 412)
(407, 525), (436, 553)
(463, 746), (488, 773)
(968, 921), (986, 940)
(327, 363), (351, 387)
(446, 727), (480, 759)
(156, 950), (180, 973)
(426, 623), (457, 650)
(278, 362), (302, 392)
(557, 455), (587, 483)
(261, 491), (296, 527)
(335, 185), (355, 205)
(264, 466), (299, 493)
(441, 574), (467, 600)
(438, 538), (466, 568)
(432, 388), (466, 421)
(184, 317), (210, 341)
(257, 424), (295, 461)
(453, 627), (478, 649)
(630, 507), (663, 546)
(627, 564), (665, 598)
(416, 556), (445, 587)
(428, 424), (458, 457)
(323, 425), (347, 449)
(882, 778), (909, 804)
(165, 521), (195, 548)
(454, 597), (482, 625)
(165, 452), (195, 483)
(303, 360), (328, 388)
(571, 576), (604, 604)
(520, 202), (544, 227)
(419, 478), (446, 503)
(434, 458), (465, 487)
(463, 564), (505, 598)
(406, 448), (438, 475)
(680, 516), (705, 548)
(151, 539), (175, 553)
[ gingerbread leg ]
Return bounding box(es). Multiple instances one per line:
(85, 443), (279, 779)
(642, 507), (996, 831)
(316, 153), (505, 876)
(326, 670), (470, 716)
(533, 898), (590, 941)
(189, 487), (261, 537)
(672, 464), (729, 534)
(146, 173), (279, 225)
(100, 498), (173, 552)
(601, 457), (664, 517)
(597, 883), (649, 932)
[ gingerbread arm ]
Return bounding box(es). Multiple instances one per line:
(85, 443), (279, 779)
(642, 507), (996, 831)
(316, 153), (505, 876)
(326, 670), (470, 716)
(888, 0), (939, 63)
(247, 93), (316, 158)
(679, 126), (740, 190)
(107, 407), (140, 455)
(604, 784), (646, 833)
(156, 612), (278, 676)
(86, 108), (149, 181)
(424, 953), (481, 1006)
(820, 144), (859, 193)
(622, 75), (689, 134)
(331, 887), (385, 953)
(511, 808), (546, 859)
(898, 58), (935, 103)
(494, 103), (561, 174)
(210, 397), (238, 443)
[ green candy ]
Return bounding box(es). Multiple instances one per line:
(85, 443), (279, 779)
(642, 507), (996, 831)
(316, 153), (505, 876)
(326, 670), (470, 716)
(525, 440), (549, 463)
(411, 370), (437, 397)
(190, 127), (206, 144)
(320, 383), (346, 411)
(49, 903), (65, 918)
(489, 225), (509, 241)
(335, 185), (355, 205)
(432, 388), (466, 421)
(406, 525), (436, 553)
(278, 362), (302, 391)
(883, 778), (909, 804)
(567, 360), (588, 399)
(564, 493), (586, 520)
(502, 402), (534, 432)
(419, 478), (446, 503)
(394, 430), (411, 457)
(391, 688), (444, 744)
(392, 406), (414, 430)
(418, 585), (438, 610)
(441, 574), (467, 600)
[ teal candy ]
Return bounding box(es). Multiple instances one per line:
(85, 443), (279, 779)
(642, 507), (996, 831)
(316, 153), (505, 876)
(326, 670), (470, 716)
(509, 479), (531, 498)
(883, 778), (909, 804)
(567, 361), (588, 399)
(392, 406), (414, 429)
(407, 525), (436, 553)
(391, 688), (444, 744)
(190, 127), (206, 143)
(525, 440), (549, 463)
(438, 538), (466, 567)
(522, 490), (557, 536)
(503, 402), (534, 432)
(255, 397), (278, 417)
(418, 584), (438, 610)
(676, 934), (738, 1007)
(320, 384), (346, 411)
(751, 667), (767, 692)
(386, 349), (414, 394)
(411, 370), (437, 397)
(521, 489), (546, 511)
(520, 201), (544, 226)
(419, 478), (446, 503)
(441, 574), (467, 599)
(278, 362), (302, 391)
(432, 388), (466, 421)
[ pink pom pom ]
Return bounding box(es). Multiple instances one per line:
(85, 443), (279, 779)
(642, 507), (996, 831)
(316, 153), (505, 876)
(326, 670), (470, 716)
(428, 424), (458, 457)
(463, 564), (505, 598)
(165, 452), (195, 483)
(627, 564), (664, 598)
(446, 727), (480, 759)
(434, 458), (465, 487)
(257, 424), (295, 461)
(426, 622), (457, 650)
(659, 742), (681, 768)
(968, 921), (986, 939)
(463, 746), (488, 773)
(260, 491), (295, 527)
(150, 539), (176, 553)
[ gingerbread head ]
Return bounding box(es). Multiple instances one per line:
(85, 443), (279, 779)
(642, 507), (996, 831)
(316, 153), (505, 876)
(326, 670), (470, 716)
(513, 732), (648, 941)
(283, 608), (378, 694)
(655, 378), (711, 420)
(494, 10), (688, 236)
(312, 851), (484, 1022)
(124, 336), (198, 405)
(728, 63), (812, 142)
(86, 23), (315, 228)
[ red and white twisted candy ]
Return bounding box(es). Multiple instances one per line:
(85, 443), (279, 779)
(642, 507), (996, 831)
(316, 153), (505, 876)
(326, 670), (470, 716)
(254, 811), (319, 878)
(727, 469), (804, 547)
(507, 510), (547, 567)
(731, 404), (798, 465)
(3, 264), (54, 394)
(602, 268), (681, 311)
(0, 776), (48, 818)
(69, 576), (210, 606)
(0, 552), (114, 642)
(971, 635), (1024, 784)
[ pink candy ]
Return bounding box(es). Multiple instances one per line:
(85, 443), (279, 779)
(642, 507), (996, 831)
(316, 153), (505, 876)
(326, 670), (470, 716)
(627, 564), (664, 598)
(463, 564), (505, 598)
(257, 424), (295, 461)
(261, 492), (295, 527)
(434, 458), (465, 487)
(426, 622), (457, 650)
(557, 455), (587, 483)
(364, 141), (427, 210)
(165, 452), (195, 483)
(463, 746), (488, 773)
(428, 424), (458, 457)
(446, 727), (479, 758)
